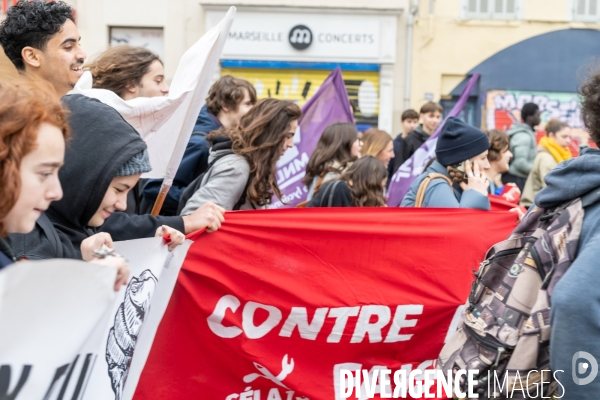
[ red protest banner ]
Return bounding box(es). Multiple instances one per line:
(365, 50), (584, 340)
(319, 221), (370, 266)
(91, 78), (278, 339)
(134, 208), (516, 399)
(489, 194), (527, 218)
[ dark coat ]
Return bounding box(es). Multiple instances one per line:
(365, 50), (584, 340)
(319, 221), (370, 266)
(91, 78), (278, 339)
(397, 125), (430, 168)
(307, 181), (352, 207)
(141, 104), (219, 215)
(11, 94), (184, 260)
(0, 236), (15, 270)
(387, 134), (404, 185)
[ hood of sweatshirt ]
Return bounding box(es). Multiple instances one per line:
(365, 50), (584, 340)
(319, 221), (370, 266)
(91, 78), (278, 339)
(411, 124), (429, 142)
(194, 104), (222, 136)
(46, 94), (148, 245)
(535, 147), (600, 208)
(507, 122), (535, 138)
(207, 134), (237, 163)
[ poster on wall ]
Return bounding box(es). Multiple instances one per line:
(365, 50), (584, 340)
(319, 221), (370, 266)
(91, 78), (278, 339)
(484, 90), (589, 152)
(221, 67), (379, 129)
(110, 27), (165, 60)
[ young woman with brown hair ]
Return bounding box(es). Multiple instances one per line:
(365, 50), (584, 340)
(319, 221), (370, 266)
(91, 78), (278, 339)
(303, 123), (362, 201)
(180, 98), (302, 212)
(306, 156), (387, 207)
(360, 128), (395, 168)
(86, 46), (169, 99)
(520, 120), (571, 207)
(485, 129), (513, 194)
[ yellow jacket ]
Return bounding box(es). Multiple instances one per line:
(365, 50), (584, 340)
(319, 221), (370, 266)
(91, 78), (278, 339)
(520, 147), (558, 207)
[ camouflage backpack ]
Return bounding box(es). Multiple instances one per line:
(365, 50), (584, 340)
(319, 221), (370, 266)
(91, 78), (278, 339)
(438, 189), (600, 399)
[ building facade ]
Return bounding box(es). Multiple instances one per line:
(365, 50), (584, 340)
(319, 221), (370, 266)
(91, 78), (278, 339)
(4, 0), (599, 139)
(410, 0), (600, 145)
(1, 0), (409, 135)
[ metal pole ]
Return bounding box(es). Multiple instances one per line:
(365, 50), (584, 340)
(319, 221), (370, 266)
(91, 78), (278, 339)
(404, 0), (419, 110)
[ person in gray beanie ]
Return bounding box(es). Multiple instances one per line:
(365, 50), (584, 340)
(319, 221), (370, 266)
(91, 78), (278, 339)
(401, 117), (491, 209)
(11, 95), (190, 260)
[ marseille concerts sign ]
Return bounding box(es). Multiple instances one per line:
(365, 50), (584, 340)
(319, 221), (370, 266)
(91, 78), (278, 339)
(205, 10), (397, 63)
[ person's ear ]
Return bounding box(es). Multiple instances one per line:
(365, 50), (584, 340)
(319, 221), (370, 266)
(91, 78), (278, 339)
(125, 81), (138, 94)
(21, 46), (42, 69)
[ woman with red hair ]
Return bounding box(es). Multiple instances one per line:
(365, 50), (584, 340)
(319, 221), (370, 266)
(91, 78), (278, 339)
(0, 80), (68, 267)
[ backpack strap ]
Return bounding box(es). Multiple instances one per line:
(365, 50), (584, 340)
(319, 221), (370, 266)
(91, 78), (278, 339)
(582, 188), (600, 208)
(414, 173), (453, 207)
(176, 150), (234, 215)
(318, 181), (342, 207)
(328, 181), (342, 207)
(232, 178), (251, 211)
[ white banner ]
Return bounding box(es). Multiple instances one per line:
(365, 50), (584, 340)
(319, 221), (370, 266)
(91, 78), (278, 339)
(0, 237), (191, 400)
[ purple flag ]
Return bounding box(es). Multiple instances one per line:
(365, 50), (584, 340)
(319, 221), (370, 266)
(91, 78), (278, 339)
(271, 67), (354, 208)
(386, 73), (481, 206)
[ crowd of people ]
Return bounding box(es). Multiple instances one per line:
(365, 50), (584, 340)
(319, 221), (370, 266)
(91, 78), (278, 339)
(1, 0), (600, 396)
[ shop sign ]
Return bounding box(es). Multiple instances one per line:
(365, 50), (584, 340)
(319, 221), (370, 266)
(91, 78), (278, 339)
(206, 10), (395, 62)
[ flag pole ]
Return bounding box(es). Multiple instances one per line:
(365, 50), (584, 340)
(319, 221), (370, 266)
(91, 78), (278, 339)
(150, 182), (171, 216)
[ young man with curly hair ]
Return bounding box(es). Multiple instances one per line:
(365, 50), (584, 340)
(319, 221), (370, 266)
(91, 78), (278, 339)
(141, 75), (257, 215)
(0, 0), (85, 96)
(0, 0), (225, 237)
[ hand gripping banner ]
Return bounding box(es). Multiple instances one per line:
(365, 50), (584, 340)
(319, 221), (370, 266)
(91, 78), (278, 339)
(134, 208), (516, 399)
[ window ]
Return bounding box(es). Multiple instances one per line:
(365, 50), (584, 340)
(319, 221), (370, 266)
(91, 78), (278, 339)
(462, 0), (521, 20)
(572, 0), (600, 22)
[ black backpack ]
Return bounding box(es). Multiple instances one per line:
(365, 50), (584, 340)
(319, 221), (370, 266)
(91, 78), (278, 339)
(190, 130), (210, 181)
(176, 150), (249, 215)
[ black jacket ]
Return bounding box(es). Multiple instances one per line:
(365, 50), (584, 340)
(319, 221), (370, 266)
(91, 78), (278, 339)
(0, 236), (15, 270)
(388, 134), (404, 185)
(396, 125), (430, 169)
(307, 181), (352, 207)
(11, 95), (184, 260)
(141, 104), (218, 215)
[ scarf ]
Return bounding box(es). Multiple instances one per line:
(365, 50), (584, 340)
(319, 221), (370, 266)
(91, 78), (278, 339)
(539, 136), (572, 163)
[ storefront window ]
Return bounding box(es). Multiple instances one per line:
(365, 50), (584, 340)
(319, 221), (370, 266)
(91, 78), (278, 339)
(109, 27), (164, 60)
(220, 66), (380, 129)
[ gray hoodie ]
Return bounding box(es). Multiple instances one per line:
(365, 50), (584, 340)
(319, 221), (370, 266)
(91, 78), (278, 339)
(537, 148), (600, 398)
(507, 122), (537, 178)
(180, 147), (254, 214)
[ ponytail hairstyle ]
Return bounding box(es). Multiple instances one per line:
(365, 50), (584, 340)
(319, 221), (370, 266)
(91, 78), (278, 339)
(338, 156), (387, 207)
(208, 98), (301, 206)
(303, 123), (359, 186)
(0, 80), (70, 236)
(487, 129), (509, 163)
(447, 164), (467, 185)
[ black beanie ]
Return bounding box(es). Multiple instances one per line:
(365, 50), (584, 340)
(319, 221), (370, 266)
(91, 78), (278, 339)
(435, 117), (490, 167)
